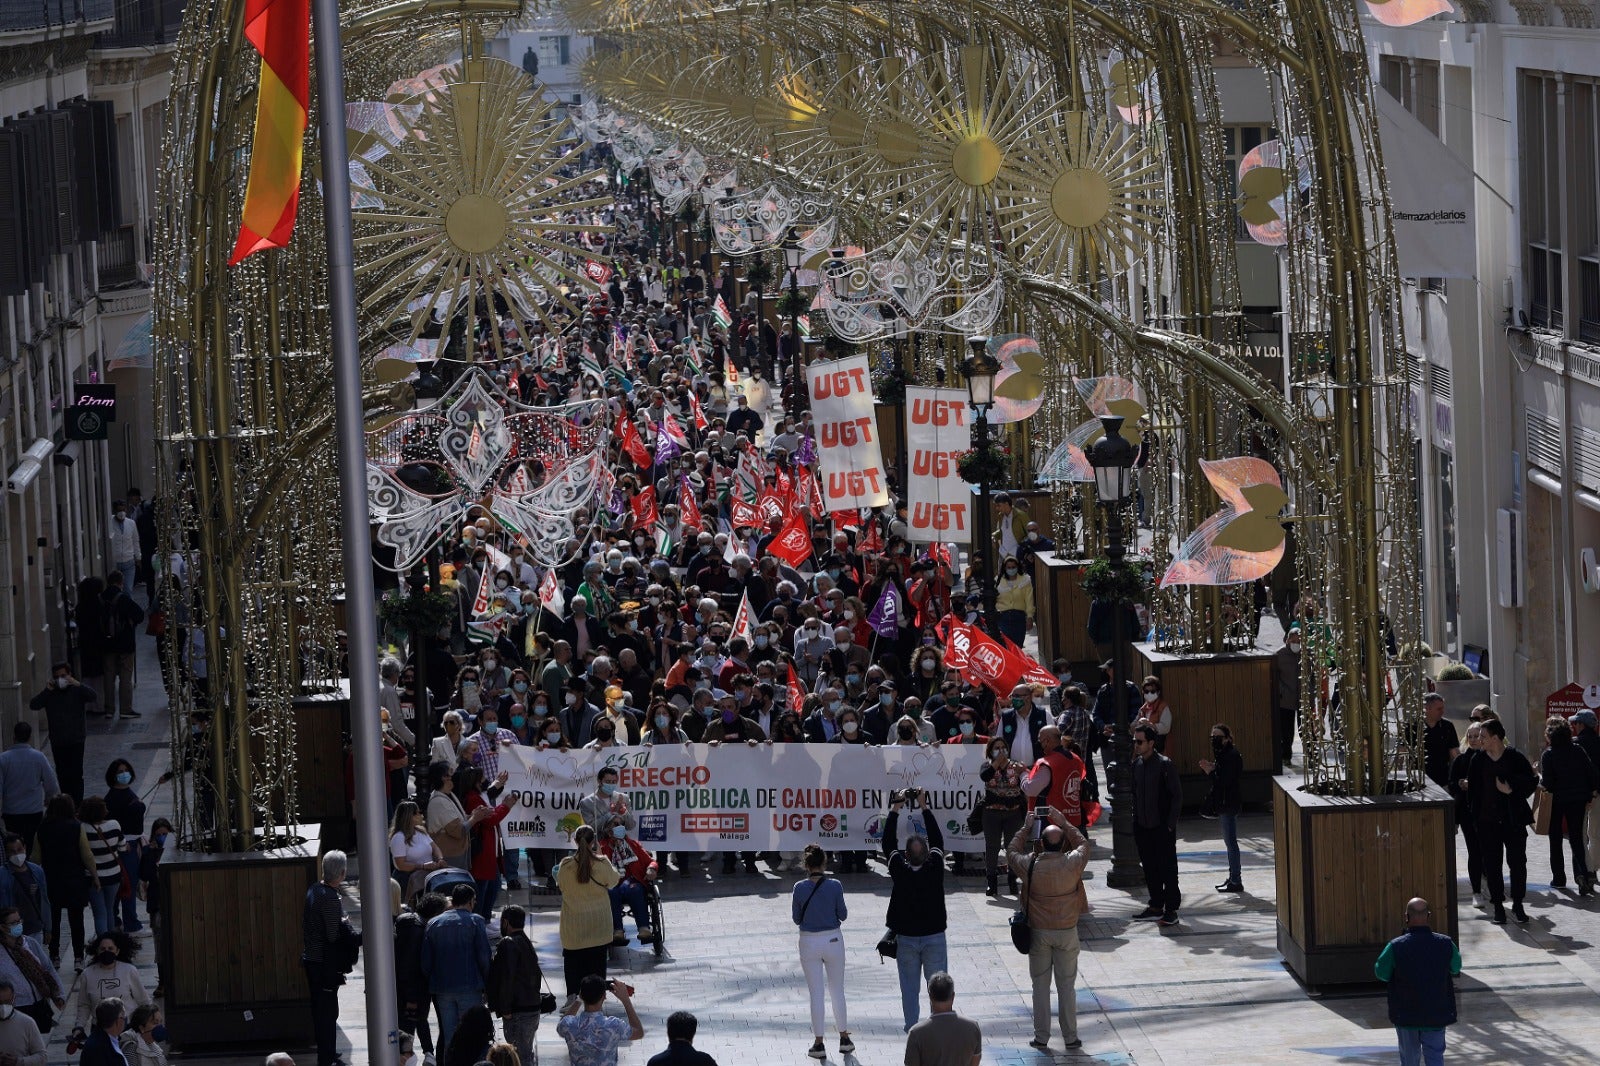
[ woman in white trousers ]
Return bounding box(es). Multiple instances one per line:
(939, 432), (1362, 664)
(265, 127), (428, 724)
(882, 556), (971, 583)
(792, 844), (852, 1060)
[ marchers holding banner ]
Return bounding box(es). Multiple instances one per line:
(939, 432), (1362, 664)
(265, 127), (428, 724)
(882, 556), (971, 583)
(807, 354), (890, 513)
(903, 386), (971, 543)
(498, 743), (987, 852)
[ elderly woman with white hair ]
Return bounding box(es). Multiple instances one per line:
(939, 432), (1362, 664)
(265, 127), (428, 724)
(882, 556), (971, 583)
(301, 850), (357, 1066)
(429, 711), (466, 770)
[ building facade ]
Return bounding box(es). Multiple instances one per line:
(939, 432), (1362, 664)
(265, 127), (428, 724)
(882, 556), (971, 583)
(0, 0), (176, 726)
(1364, 1), (1600, 743)
(489, 13), (593, 116)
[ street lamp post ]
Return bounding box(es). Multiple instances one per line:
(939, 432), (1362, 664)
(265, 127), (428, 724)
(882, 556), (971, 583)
(962, 335), (1001, 633)
(782, 226), (803, 386)
(1087, 414), (1143, 888)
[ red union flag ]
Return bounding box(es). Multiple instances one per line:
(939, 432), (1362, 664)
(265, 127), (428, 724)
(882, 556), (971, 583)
(731, 590), (756, 645)
(584, 259), (613, 285)
(787, 662), (806, 711)
(679, 477), (703, 530)
(630, 485), (658, 528)
(730, 495), (762, 529)
(768, 511), (814, 568)
(758, 489), (786, 524)
(953, 625), (1017, 694)
(944, 620), (972, 669)
(1000, 635), (1058, 688)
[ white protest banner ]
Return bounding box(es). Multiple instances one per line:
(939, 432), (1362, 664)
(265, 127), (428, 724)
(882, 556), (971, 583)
(498, 743), (987, 852)
(807, 354), (889, 513)
(904, 386), (972, 543)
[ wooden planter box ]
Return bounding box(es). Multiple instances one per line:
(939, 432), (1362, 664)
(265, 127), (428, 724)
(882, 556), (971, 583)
(1273, 781), (1456, 989)
(160, 824), (323, 1049)
(1031, 554), (1103, 670)
(287, 685), (354, 850)
(1132, 643), (1277, 808)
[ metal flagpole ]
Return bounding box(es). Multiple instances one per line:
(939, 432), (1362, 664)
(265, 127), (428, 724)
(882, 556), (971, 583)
(309, 0), (399, 1056)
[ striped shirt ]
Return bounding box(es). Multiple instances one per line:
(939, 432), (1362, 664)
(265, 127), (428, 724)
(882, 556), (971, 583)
(86, 820), (123, 878)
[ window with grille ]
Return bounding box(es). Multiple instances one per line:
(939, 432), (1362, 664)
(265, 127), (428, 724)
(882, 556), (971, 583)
(538, 35), (570, 69)
(1520, 72), (1600, 339)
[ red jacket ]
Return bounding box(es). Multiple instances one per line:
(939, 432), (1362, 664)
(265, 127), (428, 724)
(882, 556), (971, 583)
(600, 835), (658, 883)
(462, 792), (513, 882)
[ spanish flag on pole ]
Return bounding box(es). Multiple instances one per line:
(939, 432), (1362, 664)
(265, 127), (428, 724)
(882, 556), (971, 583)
(229, 0), (311, 265)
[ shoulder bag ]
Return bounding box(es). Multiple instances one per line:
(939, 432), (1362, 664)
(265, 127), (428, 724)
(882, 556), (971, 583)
(796, 877), (826, 924)
(90, 824), (133, 902)
(1009, 853), (1037, 955)
(875, 929), (898, 961)
(432, 794), (470, 857)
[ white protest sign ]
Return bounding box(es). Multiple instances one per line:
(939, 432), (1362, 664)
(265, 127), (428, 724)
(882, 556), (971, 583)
(904, 386), (972, 543)
(498, 743), (986, 852)
(806, 354), (889, 512)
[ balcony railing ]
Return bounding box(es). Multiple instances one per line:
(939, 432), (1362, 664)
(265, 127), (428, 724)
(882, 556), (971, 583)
(97, 224), (142, 290)
(96, 0), (185, 48)
(0, 0), (116, 34)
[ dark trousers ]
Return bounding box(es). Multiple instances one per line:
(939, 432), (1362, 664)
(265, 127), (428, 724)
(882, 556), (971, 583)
(1479, 821), (1527, 904)
(49, 897), (86, 960)
(17, 999), (52, 1034)
(53, 743), (85, 804)
(1459, 818), (1482, 893)
(7, 812), (41, 854)
(982, 807), (1025, 883)
(1134, 826), (1181, 913)
(562, 944), (608, 997)
(1548, 799), (1590, 881)
(304, 961), (343, 1066)
(1277, 705), (1296, 762)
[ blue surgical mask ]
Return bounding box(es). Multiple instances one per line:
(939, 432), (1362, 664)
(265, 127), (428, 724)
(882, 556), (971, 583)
(483, 722), (498, 735)
(513, 682), (529, 694)
(755, 635), (768, 648)
(115, 772), (132, 786)
(151, 1025), (168, 1042)
(846, 673), (860, 686)
(5, 924), (19, 938)
(600, 783), (617, 796)
(960, 721), (975, 736)
(612, 825), (627, 839)
(880, 693), (893, 707)
(511, 715), (526, 729)
(703, 706), (718, 719)
(655, 714), (670, 729)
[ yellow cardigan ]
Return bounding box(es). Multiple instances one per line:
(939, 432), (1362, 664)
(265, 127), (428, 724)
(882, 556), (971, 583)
(556, 853), (621, 950)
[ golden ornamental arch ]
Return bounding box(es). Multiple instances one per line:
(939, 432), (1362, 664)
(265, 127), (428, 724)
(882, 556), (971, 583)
(155, 0), (1424, 856)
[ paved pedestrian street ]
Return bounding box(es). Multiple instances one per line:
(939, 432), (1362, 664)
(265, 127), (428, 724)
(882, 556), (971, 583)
(44, 643), (1600, 1066)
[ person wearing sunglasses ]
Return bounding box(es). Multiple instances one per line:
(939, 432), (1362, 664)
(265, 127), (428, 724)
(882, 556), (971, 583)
(1129, 725), (1182, 927)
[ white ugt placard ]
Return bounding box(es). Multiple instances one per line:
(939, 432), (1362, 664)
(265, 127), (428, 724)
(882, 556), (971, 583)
(807, 354), (889, 512)
(904, 386), (972, 543)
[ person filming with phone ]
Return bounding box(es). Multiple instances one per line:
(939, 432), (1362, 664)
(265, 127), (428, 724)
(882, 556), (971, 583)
(1007, 805), (1090, 1052)
(882, 788), (947, 1033)
(557, 974), (643, 1066)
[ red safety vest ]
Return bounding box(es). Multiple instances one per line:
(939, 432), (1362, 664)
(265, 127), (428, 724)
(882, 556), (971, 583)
(1030, 748), (1084, 824)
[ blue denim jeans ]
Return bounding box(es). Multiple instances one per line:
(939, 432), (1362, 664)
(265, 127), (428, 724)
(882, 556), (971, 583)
(1396, 1027), (1445, 1066)
(89, 880), (120, 939)
(1219, 812), (1242, 884)
(120, 844), (143, 930)
(433, 989), (483, 1056)
(894, 932), (948, 1030)
(610, 880), (649, 933)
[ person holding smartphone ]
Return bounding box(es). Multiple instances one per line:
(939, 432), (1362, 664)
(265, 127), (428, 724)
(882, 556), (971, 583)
(557, 974), (644, 1066)
(882, 789), (946, 1032)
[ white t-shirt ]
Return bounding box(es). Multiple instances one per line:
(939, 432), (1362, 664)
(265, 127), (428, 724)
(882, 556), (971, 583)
(389, 830), (435, 868)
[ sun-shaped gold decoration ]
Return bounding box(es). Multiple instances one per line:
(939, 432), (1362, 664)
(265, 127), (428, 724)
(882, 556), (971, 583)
(835, 46), (1054, 254)
(994, 110), (1164, 278)
(350, 58), (611, 355)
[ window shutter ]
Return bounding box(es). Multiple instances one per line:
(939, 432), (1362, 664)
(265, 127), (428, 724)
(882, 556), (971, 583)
(67, 101), (100, 243)
(47, 109), (77, 249)
(89, 100), (121, 232)
(0, 130), (25, 296)
(14, 116), (54, 284)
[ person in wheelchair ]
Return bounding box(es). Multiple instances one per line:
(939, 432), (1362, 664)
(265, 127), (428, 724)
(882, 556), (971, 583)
(600, 816), (660, 945)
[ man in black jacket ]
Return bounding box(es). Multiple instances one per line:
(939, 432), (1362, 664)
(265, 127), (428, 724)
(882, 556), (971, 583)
(1467, 718), (1537, 925)
(882, 791), (946, 1032)
(486, 905), (543, 1065)
(1130, 725), (1183, 926)
(29, 663), (95, 802)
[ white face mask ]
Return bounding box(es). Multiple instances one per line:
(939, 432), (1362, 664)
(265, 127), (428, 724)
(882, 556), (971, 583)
(0, 1004), (12, 1021)
(842, 610), (855, 621)
(55, 677), (69, 689)
(5, 855), (21, 868)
